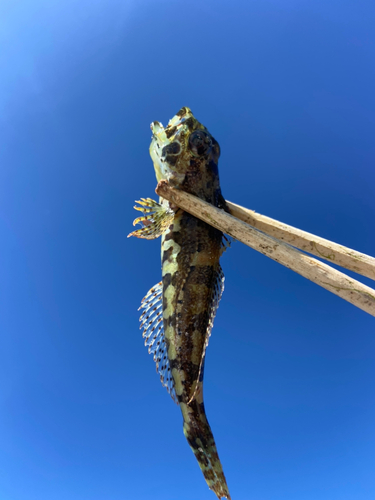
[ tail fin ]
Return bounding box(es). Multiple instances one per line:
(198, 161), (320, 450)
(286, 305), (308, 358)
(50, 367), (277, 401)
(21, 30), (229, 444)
(181, 400), (231, 500)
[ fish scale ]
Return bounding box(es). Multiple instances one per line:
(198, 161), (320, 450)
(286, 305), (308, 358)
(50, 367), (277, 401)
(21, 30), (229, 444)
(129, 107), (231, 500)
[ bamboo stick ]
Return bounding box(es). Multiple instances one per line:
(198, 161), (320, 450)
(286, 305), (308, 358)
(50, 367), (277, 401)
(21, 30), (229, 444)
(155, 180), (375, 318)
(227, 201), (375, 281)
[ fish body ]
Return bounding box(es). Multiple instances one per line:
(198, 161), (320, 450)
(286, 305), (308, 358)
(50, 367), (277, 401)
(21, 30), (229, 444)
(129, 108), (230, 499)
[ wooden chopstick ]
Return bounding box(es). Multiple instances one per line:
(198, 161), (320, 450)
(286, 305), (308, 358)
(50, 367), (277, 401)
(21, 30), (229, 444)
(227, 201), (375, 281)
(155, 180), (375, 318)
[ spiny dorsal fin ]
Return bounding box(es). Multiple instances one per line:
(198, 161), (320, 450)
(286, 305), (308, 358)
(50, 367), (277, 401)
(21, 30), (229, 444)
(220, 234), (232, 254)
(139, 282), (178, 403)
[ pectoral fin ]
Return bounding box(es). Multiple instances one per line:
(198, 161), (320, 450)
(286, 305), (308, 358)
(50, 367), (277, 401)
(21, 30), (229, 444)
(128, 198), (174, 239)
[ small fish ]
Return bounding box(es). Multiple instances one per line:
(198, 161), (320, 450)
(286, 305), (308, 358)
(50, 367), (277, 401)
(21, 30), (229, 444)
(129, 107), (231, 499)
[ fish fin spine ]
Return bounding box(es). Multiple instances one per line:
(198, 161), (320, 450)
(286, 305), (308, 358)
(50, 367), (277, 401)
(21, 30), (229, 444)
(128, 198), (174, 239)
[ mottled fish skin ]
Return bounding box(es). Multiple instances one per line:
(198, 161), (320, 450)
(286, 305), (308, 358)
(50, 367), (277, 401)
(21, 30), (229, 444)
(130, 107), (231, 500)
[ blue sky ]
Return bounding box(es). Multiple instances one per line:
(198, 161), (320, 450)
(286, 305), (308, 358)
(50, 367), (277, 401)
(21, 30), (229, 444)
(1, 1), (374, 499)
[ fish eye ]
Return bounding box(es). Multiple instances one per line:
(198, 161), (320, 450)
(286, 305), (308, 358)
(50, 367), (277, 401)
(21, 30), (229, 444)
(188, 130), (212, 156)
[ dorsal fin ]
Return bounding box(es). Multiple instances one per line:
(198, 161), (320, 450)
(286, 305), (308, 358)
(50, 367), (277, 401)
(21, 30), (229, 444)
(139, 282), (178, 403)
(188, 265), (225, 404)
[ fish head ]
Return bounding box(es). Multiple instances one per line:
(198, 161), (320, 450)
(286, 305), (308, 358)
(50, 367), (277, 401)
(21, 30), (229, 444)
(149, 107), (221, 189)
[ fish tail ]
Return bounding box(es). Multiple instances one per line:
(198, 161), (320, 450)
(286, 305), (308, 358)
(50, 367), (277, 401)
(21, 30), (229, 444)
(181, 400), (231, 500)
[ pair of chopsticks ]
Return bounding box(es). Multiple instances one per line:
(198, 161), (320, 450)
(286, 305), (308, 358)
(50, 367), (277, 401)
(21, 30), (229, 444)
(156, 180), (375, 317)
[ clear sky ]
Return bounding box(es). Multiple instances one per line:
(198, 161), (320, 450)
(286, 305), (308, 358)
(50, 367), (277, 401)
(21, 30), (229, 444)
(1, 1), (374, 499)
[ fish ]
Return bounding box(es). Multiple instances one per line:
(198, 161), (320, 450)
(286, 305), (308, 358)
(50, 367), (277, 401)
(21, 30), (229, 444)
(128, 107), (231, 499)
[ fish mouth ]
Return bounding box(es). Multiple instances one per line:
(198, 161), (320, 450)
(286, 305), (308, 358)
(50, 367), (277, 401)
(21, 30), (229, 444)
(149, 107), (196, 182)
